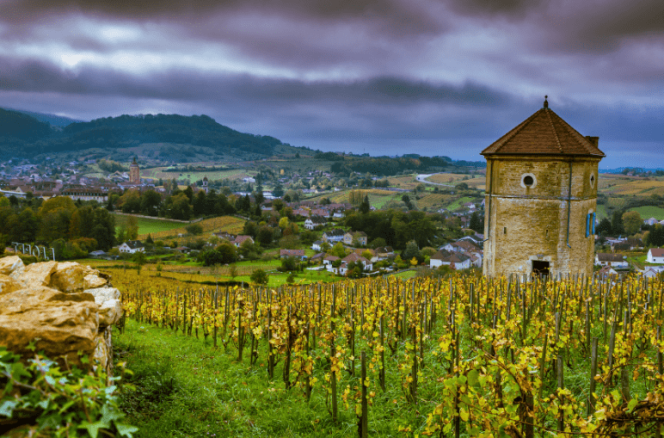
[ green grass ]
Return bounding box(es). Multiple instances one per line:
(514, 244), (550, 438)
(446, 196), (474, 211)
(392, 270), (416, 280)
(629, 206), (664, 221)
(113, 214), (184, 236)
(115, 318), (433, 437)
(595, 204), (608, 220)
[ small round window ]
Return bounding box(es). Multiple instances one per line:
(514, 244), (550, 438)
(521, 173), (537, 189)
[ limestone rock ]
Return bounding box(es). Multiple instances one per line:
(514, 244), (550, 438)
(0, 274), (20, 296)
(93, 333), (110, 371)
(85, 287), (123, 327)
(50, 262), (109, 293)
(0, 256), (24, 276)
(0, 286), (99, 369)
(10, 261), (58, 289)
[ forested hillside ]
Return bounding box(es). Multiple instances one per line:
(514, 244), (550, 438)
(0, 110), (283, 158)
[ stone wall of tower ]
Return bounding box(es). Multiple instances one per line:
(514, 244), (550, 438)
(482, 155), (600, 278)
(129, 164), (140, 185)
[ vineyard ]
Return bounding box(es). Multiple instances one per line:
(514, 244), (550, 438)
(116, 271), (664, 437)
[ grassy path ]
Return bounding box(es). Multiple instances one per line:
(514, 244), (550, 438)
(116, 320), (425, 437)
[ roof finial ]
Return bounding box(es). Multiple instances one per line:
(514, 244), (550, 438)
(543, 95), (549, 109)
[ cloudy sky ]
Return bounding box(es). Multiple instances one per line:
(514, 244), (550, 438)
(0, 0), (662, 168)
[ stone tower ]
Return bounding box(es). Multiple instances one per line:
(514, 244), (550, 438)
(129, 157), (140, 185)
(481, 98), (605, 279)
(202, 176), (209, 194)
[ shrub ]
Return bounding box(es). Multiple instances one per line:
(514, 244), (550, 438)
(0, 346), (136, 437)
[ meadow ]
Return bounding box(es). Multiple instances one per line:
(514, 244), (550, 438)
(113, 214), (186, 236)
(112, 271), (664, 437)
(141, 216), (246, 240)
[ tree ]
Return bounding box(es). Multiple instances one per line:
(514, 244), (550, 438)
(278, 216), (290, 229)
(331, 242), (347, 258)
(0, 233), (5, 255)
(140, 190), (162, 217)
(119, 190), (141, 213)
(256, 226), (274, 246)
(649, 224), (664, 247)
(90, 208), (116, 251)
(402, 240), (421, 263)
(622, 211), (642, 236)
(611, 210), (624, 236)
(126, 216), (139, 240)
(250, 268), (269, 285)
(359, 195), (370, 214)
(370, 237), (387, 249)
(186, 224), (204, 235)
(167, 192), (192, 220)
(596, 217), (612, 236)
(402, 195), (413, 210)
(469, 211), (483, 233)
(132, 251), (147, 266)
(229, 264), (238, 281)
(17, 208), (39, 242)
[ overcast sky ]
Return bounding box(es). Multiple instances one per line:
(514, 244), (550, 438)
(1, 0), (662, 168)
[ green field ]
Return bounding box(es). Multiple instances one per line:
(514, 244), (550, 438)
(629, 206), (664, 221)
(596, 204), (608, 220)
(446, 196), (475, 211)
(113, 214), (185, 236)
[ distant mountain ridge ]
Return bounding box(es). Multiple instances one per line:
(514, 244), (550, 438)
(2, 107), (83, 127)
(0, 110), (283, 158)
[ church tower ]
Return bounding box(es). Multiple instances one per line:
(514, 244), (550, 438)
(481, 98), (605, 278)
(129, 157), (140, 185)
(202, 176), (209, 194)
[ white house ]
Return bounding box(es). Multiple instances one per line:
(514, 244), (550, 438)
(595, 253), (628, 268)
(430, 250), (472, 269)
(322, 229), (345, 243)
(646, 248), (664, 264)
(304, 216), (327, 230)
(645, 217), (659, 226)
(311, 240), (323, 251)
(119, 240), (145, 254)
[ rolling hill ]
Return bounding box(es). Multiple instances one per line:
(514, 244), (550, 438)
(0, 110), (284, 160)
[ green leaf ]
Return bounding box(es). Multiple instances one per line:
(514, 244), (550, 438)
(459, 408), (469, 421)
(0, 400), (17, 416)
(627, 398), (638, 413)
(101, 404), (123, 424)
(79, 420), (109, 438)
(116, 423), (139, 437)
(467, 369), (479, 386)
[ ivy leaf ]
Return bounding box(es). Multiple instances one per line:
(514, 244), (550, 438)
(116, 423), (139, 437)
(0, 400), (17, 416)
(459, 408), (469, 422)
(79, 420), (109, 438)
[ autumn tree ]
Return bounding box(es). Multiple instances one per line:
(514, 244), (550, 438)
(622, 211), (642, 236)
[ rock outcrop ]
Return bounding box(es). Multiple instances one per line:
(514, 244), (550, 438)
(0, 256), (122, 374)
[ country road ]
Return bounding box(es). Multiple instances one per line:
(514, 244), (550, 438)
(415, 173), (455, 187)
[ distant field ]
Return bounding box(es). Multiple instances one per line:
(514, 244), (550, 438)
(415, 193), (454, 211)
(599, 174), (664, 196)
(629, 206), (664, 221)
(427, 173), (484, 190)
(447, 196), (476, 211)
(113, 214), (184, 236)
(140, 167), (249, 181)
(143, 216), (246, 240)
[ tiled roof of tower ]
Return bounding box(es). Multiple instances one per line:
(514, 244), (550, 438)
(481, 103), (605, 157)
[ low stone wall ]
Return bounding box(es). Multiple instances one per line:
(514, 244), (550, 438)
(0, 257), (122, 375)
